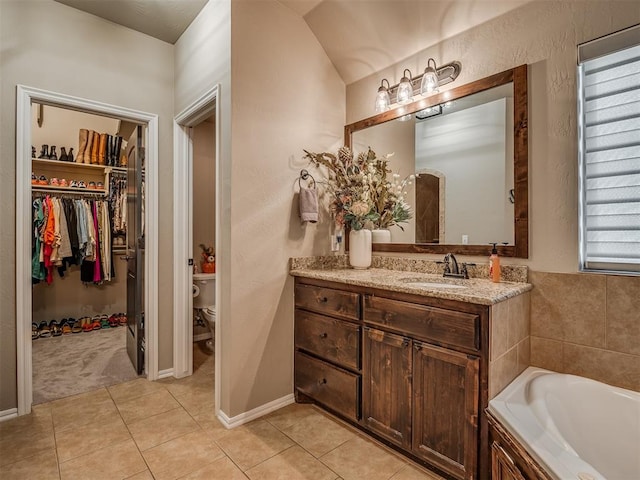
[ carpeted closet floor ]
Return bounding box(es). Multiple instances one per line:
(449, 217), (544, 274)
(32, 327), (139, 404)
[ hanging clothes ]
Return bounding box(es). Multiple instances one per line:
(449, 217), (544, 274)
(31, 194), (117, 285)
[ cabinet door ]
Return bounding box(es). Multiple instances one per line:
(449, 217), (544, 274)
(491, 442), (526, 480)
(362, 327), (412, 449)
(412, 342), (479, 480)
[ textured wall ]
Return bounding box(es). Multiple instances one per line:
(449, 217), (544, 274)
(345, 0), (640, 390)
(346, 0), (640, 273)
(227, 0), (345, 416)
(0, 0), (174, 410)
(192, 117), (217, 270)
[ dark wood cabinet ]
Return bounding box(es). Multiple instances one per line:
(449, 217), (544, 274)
(491, 443), (526, 480)
(412, 342), (479, 479)
(362, 327), (412, 449)
(294, 277), (490, 480)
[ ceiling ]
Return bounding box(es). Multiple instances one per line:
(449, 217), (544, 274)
(55, 0), (529, 83)
(54, 0), (209, 44)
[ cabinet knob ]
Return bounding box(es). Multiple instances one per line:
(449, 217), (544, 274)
(318, 297), (328, 303)
(318, 378), (327, 385)
(319, 332), (328, 339)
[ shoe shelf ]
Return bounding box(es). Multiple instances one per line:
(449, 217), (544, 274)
(32, 158), (107, 170)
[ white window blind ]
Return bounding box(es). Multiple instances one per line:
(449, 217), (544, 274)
(578, 26), (640, 274)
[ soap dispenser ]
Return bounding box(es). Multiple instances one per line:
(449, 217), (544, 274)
(489, 243), (501, 283)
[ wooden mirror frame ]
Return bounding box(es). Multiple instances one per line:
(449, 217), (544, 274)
(345, 64), (529, 258)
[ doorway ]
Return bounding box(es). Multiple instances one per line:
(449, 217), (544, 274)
(15, 85), (159, 415)
(173, 86), (220, 416)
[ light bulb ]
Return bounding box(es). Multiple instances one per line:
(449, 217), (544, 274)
(374, 80), (391, 113)
(397, 69), (413, 104)
(421, 58), (439, 95)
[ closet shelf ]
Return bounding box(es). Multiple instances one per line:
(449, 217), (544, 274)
(32, 158), (108, 171)
(32, 185), (107, 195)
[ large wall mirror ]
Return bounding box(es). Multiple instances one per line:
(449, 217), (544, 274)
(345, 65), (529, 258)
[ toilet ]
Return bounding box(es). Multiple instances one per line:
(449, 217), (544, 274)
(193, 273), (216, 347)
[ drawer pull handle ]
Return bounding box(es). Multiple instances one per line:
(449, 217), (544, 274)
(319, 333), (328, 339)
(318, 378), (327, 385)
(318, 297), (328, 303)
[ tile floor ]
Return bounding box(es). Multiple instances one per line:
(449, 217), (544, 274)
(0, 343), (443, 480)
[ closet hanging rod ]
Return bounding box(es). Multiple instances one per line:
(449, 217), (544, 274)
(32, 189), (105, 199)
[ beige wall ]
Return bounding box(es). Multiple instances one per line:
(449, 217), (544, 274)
(192, 117), (216, 266)
(0, 0), (174, 410)
(227, 0), (345, 416)
(347, 0), (640, 273)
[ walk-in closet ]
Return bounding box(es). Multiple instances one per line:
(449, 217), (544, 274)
(30, 103), (145, 404)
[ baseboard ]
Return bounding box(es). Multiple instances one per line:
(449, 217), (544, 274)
(0, 408), (18, 422)
(217, 393), (295, 429)
(157, 368), (174, 379)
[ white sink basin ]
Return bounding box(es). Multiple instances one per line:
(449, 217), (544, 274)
(399, 278), (468, 289)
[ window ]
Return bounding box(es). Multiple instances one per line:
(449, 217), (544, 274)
(578, 25), (640, 274)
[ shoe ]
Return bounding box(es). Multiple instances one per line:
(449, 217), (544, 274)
(91, 315), (102, 330)
(68, 147), (74, 163)
(96, 182), (104, 190)
(98, 133), (107, 165)
(90, 131), (100, 164)
(32, 323), (39, 340)
(38, 175), (48, 186)
(87, 181), (96, 189)
(31, 172), (37, 185)
(49, 177), (59, 186)
(38, 145), (49, 159)
(113, 136), (123, 166)
(70, 180), (79, 188)
(60, 319), (72, 335)
(77, 129), (88, 163)
(32, 146), (36, 158)
(108, 314), (119, 328)
(59, 147), (68, 162)
(84, 130), (94, 164)
(59, 178), (68, 187)
(77, 181), (86, 188)
(48, 146), (57, 161)
(118, 313), (127, 326)
(38, 321), (51, 338)
(99, 314), (110, 329)
(81, 316), (93, 332)
(49, 319), (62, 336)
(69, 318), (82, 334)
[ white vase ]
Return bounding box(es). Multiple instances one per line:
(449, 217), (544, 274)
(349, 229), (372, 269)
(371, 228), (391, 244)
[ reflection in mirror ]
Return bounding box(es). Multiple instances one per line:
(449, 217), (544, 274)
(346, 65), (528, 258)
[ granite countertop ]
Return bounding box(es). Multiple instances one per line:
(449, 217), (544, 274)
(290, 267), (532, 305)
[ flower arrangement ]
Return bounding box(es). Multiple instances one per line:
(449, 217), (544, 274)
(303, 146), (413, 232)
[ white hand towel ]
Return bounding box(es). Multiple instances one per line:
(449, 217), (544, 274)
(299, 187), (318, 223)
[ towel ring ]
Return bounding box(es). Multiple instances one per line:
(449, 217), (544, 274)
(299, 169), (316, 189)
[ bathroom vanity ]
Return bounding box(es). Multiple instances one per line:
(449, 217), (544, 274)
(291, 262), (531, 480)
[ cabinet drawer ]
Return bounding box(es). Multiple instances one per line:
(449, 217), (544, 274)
(363, 295), (480, 352)
(295, 310), (361, 371)
(295, 351), (360, 421)
(295, 283), (360, 321)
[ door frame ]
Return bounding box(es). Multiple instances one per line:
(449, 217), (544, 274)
(172, 85), (220, 413)
(15, 85), (160, 415)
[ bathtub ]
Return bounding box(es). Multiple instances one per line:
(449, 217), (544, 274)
(488, 367), (640, 480)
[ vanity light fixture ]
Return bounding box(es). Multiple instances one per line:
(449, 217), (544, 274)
(397, 69), (414, 104)
(374, 79), (391, 113)
(373, 59), (461, 113)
